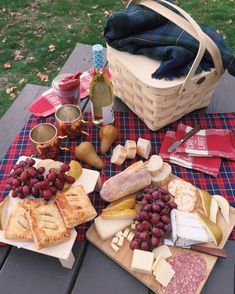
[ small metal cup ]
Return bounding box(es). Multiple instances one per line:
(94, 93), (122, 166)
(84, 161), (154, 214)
(55, 104), (88, 140)
(29, 123), (68, 159)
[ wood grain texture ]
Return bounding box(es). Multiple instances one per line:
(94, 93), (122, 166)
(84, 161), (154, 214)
(86, 179), (235, 294)
(0, 84), (48, 159)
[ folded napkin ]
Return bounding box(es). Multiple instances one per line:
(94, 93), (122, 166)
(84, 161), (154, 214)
(104, 0), (235, 79)
(159, 131), (222, 177)
(175, 123), (235, 161)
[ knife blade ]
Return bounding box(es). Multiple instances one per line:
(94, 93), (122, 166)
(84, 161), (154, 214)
(167, 125), (200, 153)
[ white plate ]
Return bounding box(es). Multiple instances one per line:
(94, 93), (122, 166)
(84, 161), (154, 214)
(0, 156), (100, 260)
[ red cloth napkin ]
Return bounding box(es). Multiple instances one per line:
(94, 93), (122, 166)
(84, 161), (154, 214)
(28, 89), (62, 117)
(159, 131), (222, 177)
(175, 123), (235, 161)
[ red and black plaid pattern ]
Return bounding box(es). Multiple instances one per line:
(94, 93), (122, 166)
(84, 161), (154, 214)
(0, 111), (234, 240)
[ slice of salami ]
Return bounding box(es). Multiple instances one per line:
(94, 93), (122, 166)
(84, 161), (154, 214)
(162, 252), (207, 294)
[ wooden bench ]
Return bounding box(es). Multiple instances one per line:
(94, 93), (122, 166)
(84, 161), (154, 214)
(0, 43), (234, 294)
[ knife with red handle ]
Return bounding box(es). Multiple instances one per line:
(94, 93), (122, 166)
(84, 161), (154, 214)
(168, 125), (201, 153)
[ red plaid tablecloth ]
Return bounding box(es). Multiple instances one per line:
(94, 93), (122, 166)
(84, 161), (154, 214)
(0, 111), (234, 240)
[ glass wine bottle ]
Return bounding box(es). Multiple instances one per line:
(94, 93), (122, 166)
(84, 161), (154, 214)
(89, 44), (114, 126)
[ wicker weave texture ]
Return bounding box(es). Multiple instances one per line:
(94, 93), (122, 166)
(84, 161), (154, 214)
(109, 52), (221, 131)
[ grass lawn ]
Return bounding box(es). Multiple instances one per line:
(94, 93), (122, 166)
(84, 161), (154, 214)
(0, 0), (234, 118)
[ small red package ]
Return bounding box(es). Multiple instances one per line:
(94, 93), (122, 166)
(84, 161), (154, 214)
(175, 123), (235, 161)
(159, 131), (222, 177)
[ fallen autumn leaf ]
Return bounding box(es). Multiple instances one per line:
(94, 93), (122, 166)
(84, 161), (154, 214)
(3, 61), (11, 69)
(6, 86), (17, 95)
(36, 72), (49, 82)
(48, 44), (56, 52)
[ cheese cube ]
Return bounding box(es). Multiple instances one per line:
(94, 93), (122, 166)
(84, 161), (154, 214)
(117, 236), (124, 246)
(115, 231), (123, 238)
(127, 231), (135, 242)
(154, 261), (175, 287)
(152, 245), (172, 260)
(131, 223), (136, 230)
(123, 228), (130, 238)
(112, 237), (119, 244)
(131, 249), (155, 274)
(111, 242), (119, 252)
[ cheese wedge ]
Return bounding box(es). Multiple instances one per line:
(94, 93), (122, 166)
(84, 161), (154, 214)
(94, 216), (133, 240)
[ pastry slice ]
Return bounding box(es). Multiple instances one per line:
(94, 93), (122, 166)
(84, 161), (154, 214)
(27, 202), (71, 249)
(55, 185), (97, 228)
(4, 198), (45, 242)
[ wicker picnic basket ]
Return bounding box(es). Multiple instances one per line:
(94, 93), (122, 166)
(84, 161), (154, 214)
(107, 0), (224, 131)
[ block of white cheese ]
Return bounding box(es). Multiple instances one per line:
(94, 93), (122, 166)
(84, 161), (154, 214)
(152, 245), (172, 260)
(94, 215), (133, 240)
(153, 259), (175, 287)
(131, 249), (154, 274)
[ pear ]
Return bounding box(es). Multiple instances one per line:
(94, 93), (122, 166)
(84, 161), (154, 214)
(199, 189), (211, 217)
(213, 195), (230, 224)
(75, 142), (104, 170)
(63, 160), (83, 191)
(209, 197), (219, 224)
(99, 125), (118, 154)
(102, 194), (136, 212)
(196, 211), (223, 246)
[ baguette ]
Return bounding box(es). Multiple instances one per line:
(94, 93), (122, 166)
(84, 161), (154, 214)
(111, 144), (127, 166)
(136, 138), (151, 159)
(124, 140), (137, 159)
(100, 161), (151, 202)
(146, 155), (163, 177)
(151, 162), (172, 186)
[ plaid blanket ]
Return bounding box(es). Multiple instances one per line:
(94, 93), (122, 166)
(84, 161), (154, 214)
(104, 0), (235, 79)
(0, 111), (234, 241)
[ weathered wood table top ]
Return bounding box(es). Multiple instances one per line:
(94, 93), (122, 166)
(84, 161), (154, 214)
(0, 43), (234, 294)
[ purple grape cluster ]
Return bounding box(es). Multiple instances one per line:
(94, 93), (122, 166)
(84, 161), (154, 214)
(5, 158), (75, 201)
(130, 186), (177, 251)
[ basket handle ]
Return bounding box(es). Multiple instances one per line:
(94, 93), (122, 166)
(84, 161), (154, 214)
(128, 0), (224, 94)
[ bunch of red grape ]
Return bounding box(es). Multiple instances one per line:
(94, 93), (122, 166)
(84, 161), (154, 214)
(130, 186), (177, 251)
(5, 158), (75, 201)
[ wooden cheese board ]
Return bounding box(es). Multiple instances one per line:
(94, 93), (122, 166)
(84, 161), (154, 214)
(86, 176), (235, 294)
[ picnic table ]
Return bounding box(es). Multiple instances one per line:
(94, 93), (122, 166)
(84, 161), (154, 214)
(0, 43), (234, 294)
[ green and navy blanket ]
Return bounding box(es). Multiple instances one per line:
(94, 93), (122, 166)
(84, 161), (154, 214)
(104, 0), (235, 79)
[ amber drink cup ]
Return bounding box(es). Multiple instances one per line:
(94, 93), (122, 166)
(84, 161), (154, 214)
(55, 104), (88, 140)
(29, 123), (68, 159)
